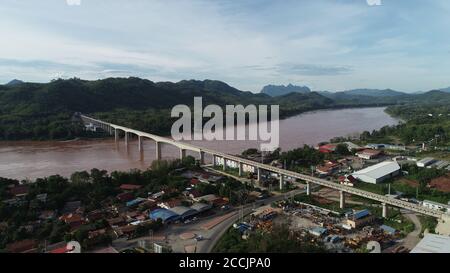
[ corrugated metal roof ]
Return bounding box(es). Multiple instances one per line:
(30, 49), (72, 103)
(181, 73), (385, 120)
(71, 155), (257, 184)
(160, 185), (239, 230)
(411, 234), (450, 253)
(352, 161), (400, 180)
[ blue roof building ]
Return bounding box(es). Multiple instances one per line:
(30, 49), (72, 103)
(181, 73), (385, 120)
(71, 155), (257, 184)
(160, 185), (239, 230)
(149, 208), (180, 223)
(380, 225), (396, 235)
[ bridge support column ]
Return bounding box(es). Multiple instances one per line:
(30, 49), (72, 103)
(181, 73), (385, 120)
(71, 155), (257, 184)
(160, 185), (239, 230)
(382, 203), (387, 218)
(238, 162), (243, 177)
(339, 191), (345, 209)
(222, 158), (227, 171)
(212, 155), (217, 167)
(114, 129), (119, 142)
(279, 174), (284, 190)
(257, 168), (261, 183)
(306, 182), (311, 196)
(125, 132), (129, 146)
(199, 151), (205, 165)
(155, 142), (161, 160)
(138, 136), (143, 152)
(180, 149), (186, 160)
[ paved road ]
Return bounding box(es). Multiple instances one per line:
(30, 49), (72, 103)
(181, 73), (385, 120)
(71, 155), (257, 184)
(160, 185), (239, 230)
(200, 188), (307, 253)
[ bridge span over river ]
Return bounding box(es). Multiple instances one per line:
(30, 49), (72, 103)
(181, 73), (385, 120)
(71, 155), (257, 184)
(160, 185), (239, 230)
(79, 114), (444, 219)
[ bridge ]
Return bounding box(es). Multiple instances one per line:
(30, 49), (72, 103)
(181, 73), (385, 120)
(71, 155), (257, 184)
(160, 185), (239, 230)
(79, 114), (444, 219)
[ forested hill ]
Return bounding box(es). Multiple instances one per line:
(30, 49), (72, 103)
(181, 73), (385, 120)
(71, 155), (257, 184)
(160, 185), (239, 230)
(1, 77), (449, 141)
(0, 77), (334, 140)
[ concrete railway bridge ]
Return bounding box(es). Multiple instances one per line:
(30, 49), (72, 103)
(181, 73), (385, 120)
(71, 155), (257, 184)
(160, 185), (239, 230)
(79, 114), (444, 219)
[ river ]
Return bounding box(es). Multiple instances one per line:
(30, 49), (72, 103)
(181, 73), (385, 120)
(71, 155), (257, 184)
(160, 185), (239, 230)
(0, 107), (399, 180)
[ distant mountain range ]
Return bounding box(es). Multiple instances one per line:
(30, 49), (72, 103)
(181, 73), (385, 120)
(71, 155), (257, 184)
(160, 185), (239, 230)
(261, 84), (311, 97)
(5, 79), (24, 86)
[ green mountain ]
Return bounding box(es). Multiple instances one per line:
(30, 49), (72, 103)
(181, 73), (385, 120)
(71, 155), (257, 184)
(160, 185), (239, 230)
(0, 77), (332, 140)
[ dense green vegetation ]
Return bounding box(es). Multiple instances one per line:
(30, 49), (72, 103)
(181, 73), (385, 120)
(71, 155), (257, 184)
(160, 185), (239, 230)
(213, 224), (327, 253)
(358, 101), (450, 146)
(0, 156), (259, 250)
(3, 77), (449, 141)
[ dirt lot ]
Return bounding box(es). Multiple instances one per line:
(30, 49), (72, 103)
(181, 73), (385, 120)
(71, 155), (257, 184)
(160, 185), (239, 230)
(429, 174), (450, 193)
(397, 178), (420, 188)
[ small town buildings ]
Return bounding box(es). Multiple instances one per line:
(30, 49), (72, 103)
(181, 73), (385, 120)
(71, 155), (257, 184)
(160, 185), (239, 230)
(352, 161), (400, 184)
(417, 157), (436, 168)
(356, 149), (382, 160)
(317, 144), (337, 154)
(149, 208), (180, 223)
(345, 209), (375, 229)
(380, 225), (397, 235)
(193, 194), (220, 203)
(190, 202), (212, 213)
(168, 206), (198, 220)
(316, 161), (339, 176)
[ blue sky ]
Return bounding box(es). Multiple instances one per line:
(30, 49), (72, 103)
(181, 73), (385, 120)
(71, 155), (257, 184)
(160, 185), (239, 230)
(1, 0), (450, 92)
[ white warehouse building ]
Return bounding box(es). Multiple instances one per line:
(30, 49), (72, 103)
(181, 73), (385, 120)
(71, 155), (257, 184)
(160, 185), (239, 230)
(352, 161), (401, 184)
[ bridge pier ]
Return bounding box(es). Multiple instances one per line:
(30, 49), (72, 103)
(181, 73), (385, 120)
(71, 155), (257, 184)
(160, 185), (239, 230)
(138, 136), (143, 152)
(212, 155), (217, 167)
(257, 167), (261, 183)
(279, 174), (284, 190)
(199, 151), (205, 165)
(238, 162), (243, 177)
(155, 141), (161, 160)
(339, 191), (345, 209)
(125, 132), (129, 146)
(180, 149), (186, 160)
(382, 203), (387, 218)
(306, 182), (311, 196)
(222, 158), (227, 171)
(114, 129), (119, 142)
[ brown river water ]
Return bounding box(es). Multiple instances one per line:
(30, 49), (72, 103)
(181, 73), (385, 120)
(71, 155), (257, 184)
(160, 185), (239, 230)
(0, 107), (399, 180)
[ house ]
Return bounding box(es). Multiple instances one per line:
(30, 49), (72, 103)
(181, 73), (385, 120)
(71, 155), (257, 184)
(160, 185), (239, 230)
(338, 175), (357, 187)
(157, 199), (183, 209)
(36, 193), (48, 203)
(190, 178), (201, 187)
(345, 209), (375, 229)
(59, 213), (84, 229)
(116, 192), (134, 202)
(168, 206), (198, 220)
(352, 161), (400, 184)
(9, 185), (29, 198)
(88, 228), (107, 239)
(149, 208), (180, 223)
(356, 149), (382, 160)
(86, 210), (104, 222)
(411, 234), (450, 253)
(188, 190), (202, 199)
(417, 157), (436, 168)
(126, 197), (146, 207)
(119, 184), (142, 191)
(39, 210), (56, 220)
(107, 216), (126, 227)
(193, 194), (219, 203)
(62, 201), (82, 214)
(317, 144), (337, 154)
(309, 227), (327, 237)
(316, 161), (339, 176)
(6, 239), (38, 253)
(190, 202), (212, 213)
(380, 225), (397, 235)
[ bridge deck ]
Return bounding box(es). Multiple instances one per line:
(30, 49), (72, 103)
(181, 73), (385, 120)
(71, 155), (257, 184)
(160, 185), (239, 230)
(79, 114), (444, 218)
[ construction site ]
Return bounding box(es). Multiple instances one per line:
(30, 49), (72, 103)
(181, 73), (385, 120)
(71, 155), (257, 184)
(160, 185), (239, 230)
(232, 198), (404, 253)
